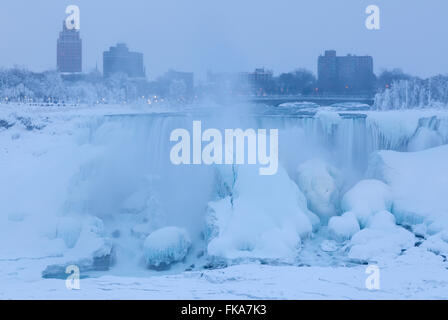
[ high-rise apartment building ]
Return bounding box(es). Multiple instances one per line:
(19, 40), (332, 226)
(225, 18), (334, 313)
(318, 50), (375, 95)
(103, 43), (145, 78)
(57, 21), (82, 73)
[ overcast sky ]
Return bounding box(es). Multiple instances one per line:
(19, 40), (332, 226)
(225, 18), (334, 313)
(0, 0), (446, 80)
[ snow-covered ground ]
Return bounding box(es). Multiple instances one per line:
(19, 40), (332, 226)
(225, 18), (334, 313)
(1, 103), (448, 300)
(1, 255), (448, 300)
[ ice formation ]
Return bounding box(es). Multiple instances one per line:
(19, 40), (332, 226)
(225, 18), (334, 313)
(206, 165), (315, 263)
(143, 227), (192, 269)
(348, 211), (415, 263)
(328, 212), (360, 241)
(408, 127), (444, 152)
(295, 159), (342, 222)
(341, 179), (393, 227)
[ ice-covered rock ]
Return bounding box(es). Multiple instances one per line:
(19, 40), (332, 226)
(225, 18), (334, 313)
(348, 226), (415, 263)
(328, 212), (360, 241)
(206, 165), (315, 263)
(348, 211), (415, 263)
(366, 210), (396, 230)
(295, 159), (342, 222)
(341, 180), (392, 227)
(143, 227), (191, 269)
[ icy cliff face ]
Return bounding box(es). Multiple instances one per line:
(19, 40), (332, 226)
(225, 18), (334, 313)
(1, 105), (448, 275)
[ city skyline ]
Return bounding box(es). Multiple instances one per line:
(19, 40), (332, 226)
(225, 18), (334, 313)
(0, 0), (447, 80)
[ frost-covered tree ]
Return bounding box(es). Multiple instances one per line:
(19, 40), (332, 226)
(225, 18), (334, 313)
(374, 75), (448, 110)
(0, 67), (152, 105)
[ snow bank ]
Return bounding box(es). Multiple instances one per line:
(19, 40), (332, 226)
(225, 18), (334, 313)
(341, 180), (393, 227)
(367, 145), (448, 231)
(340, 180), (417, 262)
(0, 110), (101, 262)
(42, 216), (114, 278)
(336, 143), (448, 263)
(143, 227), (191, 269)
(206, 165), (315, 263)
(295, 159), (342, 222)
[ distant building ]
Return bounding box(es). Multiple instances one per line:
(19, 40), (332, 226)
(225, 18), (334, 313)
(317, 50), (375, 95)
(205, 70), (241, 96)
(57, 21), (82, 73)
(206, 68), (274, 96)
(103, 43), (145, 78)
(157, 70), (194, 98)
(240, 68), (274, 95)
(241, 68), (274, 83)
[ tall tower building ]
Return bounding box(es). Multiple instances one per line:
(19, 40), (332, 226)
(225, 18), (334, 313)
(57, 21), (82, 73)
